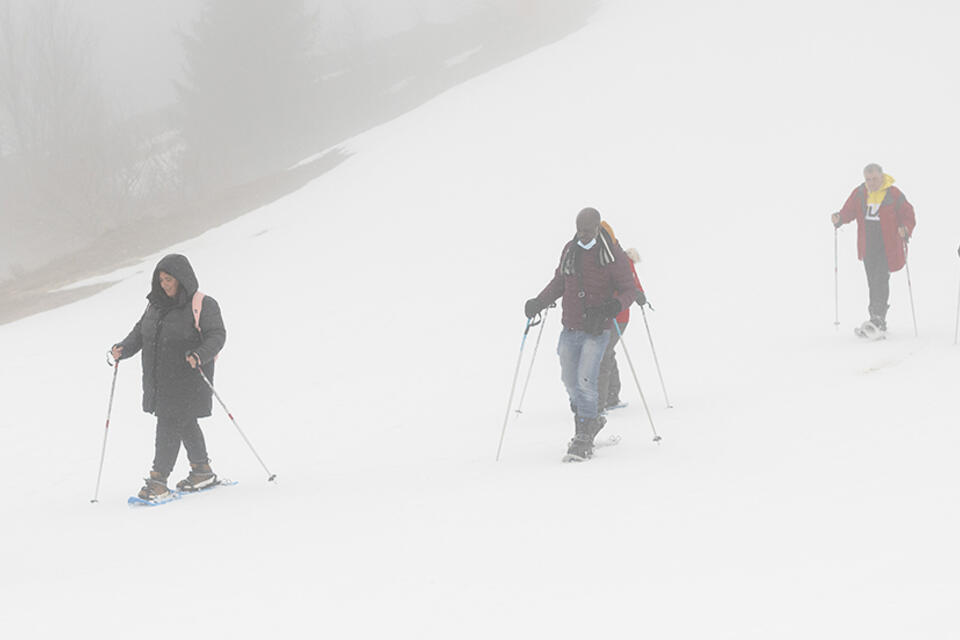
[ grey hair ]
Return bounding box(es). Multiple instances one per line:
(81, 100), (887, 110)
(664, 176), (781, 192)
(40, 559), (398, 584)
(863, 163), (883, 175)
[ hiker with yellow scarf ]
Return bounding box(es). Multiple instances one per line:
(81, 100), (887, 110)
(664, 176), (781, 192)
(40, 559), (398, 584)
(831, 163), (916, 337)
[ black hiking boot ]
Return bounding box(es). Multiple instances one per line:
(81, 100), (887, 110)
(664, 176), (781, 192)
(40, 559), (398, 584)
(176, 461), (218, 492)
(562, 416), (599, 462)
(563, 433), (595, 462)
(591, 415), (606, 438)
(137, 471), (171, 501)
(867, 304), (889, 333)
(869, 316), (887, 333)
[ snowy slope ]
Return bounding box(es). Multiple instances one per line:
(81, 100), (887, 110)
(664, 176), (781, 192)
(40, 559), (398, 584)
(3, 1), (960, 638)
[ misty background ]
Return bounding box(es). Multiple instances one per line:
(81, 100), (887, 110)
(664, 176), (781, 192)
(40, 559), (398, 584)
(0, 0), (598, 321)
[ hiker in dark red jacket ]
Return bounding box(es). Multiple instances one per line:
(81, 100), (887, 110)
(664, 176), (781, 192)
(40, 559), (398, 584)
(110, 254), (226, 502)
(524, 208), (637, 462)
(831, 163), (916, 334)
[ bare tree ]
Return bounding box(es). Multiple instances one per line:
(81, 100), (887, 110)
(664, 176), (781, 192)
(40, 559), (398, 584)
(0, 0), (165, 278)
(176, 0), (322, 194)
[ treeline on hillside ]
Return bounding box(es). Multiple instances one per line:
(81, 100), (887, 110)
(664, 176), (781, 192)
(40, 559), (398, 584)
(0, 0), (598, 282)
(0, 0), (322, 279)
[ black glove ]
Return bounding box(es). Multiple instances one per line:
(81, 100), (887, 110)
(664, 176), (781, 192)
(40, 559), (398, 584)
(832, 213), (842, 229)
(601, 298), (621, 317)
(583, 299), (621, 335)
(524, 298), (544, 319)
(636, 290), (647, 307)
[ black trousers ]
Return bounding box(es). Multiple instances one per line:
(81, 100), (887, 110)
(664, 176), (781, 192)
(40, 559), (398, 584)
(152, 415), (209, 478)
(864, 223), (890, 320)
(598, 321), (626, 408)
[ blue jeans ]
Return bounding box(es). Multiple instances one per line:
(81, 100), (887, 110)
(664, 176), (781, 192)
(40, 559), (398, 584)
(558, 327), (611, 419)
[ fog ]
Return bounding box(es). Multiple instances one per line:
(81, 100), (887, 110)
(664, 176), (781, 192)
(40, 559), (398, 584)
(0, 0), (599, 320)
(87, 0), (488, 117)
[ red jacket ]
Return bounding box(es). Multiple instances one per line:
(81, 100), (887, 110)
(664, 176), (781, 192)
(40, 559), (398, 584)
(536, 239), (638, 332)
(615, 260), (644, 324)
(837, 184), (916, 272)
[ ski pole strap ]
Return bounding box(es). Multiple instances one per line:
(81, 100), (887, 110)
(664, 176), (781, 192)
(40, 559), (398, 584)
(528, 302), (557, 329)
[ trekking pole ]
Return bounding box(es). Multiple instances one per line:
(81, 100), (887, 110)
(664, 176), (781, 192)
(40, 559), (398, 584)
(91, 353), (120, 503)
(903, 239), (918, 337)
(496, 314), (541, 461)
(954, 276), (960, 346)
(639, 305), (672, 408)
(196, 367), (277, 482)
(513, 304), (555, 416)
(834, 225), (840, 330)
(614, 321), (661, 443)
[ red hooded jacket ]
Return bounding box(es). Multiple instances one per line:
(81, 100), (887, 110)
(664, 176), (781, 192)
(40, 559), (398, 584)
(837, 182), (916, 272)
(615, 260), (643, 324)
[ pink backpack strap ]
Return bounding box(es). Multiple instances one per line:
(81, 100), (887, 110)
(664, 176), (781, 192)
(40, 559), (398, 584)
(192, 291), (205, 333)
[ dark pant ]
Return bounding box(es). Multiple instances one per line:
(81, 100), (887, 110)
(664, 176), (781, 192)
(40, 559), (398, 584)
(864, 224), (890, 320)
(598, 321), (626, 408)
(152, 415), (209, 478)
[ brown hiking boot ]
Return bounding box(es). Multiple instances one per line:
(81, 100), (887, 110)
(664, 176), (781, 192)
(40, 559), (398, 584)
(176, 461), (218, 492)
(137, 471), (171, 501)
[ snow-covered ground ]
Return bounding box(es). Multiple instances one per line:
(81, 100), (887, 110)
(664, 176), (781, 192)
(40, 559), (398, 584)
(3, 1), (960, 637)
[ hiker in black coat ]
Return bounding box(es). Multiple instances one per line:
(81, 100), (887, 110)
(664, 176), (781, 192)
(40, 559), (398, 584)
(111, 254), (226, 501)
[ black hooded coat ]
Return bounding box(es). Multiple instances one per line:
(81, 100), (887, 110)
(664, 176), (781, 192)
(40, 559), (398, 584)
(117, 254), (226, 420)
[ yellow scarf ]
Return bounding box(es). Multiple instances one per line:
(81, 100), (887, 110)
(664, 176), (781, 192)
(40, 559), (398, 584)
(867, 174), (895, 205)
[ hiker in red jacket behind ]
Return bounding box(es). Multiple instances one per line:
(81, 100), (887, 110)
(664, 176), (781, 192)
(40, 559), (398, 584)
(524, 208), (637, 462)
(831, 163), (916, 336)
(598, 239), (646, 412)
(110, 254), (226, 502)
